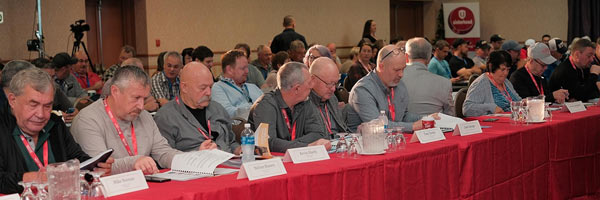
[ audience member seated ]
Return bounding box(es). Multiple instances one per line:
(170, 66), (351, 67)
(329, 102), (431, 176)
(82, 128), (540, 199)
(347, 45), (425, 132)
(403, 37), (454, 116)
(270, 15), (308, 54)
(594, 37), (600, 66)
(326, 43), (343, 69)
(212, 50), (263, 119)
(501, 40), (524, 77)
(288, 40), (307, 63)
(152, 51), (167, 77)
(181, 47), (194, 65)
(262, 51), (290, 93)
(549, 39), (600, 102)
(151, 51), (182, 106)
(1, 61), (36, 125)
(191, 46), (216, 81)
(309, 57), (350, 137)
(121, 58), (144, 70)
(521, 39), (535, 60)
(345, 43), (375, 91)
(250, 45), (273, 80)
(463, 51), (521, 117)
(52, 53), (87, 104)
(428, 40), (459, 82)
(510, 43), (569, 103)
(155, 62), (241, 153)
(542, 34), (551, 45)
(71, 66), (215, 175)
(236, 43), (265, 87)
(122, 58), (160, 112)
(489, 34), (504, 52)
(72, 51), (103, 93)
(0, 68), (112, 194)
(303, 44), (332, 68)
(449, 38), (479, 80)
(248, 62), (331, 153)
(103, 45), (135, 82)
(473, 40), (491, 72)
(341, 47), (360, 74)
(31, 58), (75, 113)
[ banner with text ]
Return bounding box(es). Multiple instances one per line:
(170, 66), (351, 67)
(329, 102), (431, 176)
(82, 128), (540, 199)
(443, 2), (480, 50)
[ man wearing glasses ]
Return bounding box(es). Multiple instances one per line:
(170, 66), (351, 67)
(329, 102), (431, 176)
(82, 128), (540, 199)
(510, 43), (569, 103)
(347, 45), (427, 132)
(309, 58), (350, 138)
(72, 51), (103, 93)
(151, 51), (182, 106)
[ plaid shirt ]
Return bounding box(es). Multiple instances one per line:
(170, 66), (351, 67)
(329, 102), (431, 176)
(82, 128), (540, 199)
(102, 64), (119, 82)
(151, 71), (180, 101)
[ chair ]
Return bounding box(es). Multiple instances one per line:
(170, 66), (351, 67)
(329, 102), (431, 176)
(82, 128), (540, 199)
(231, 117), (247, 144)
(468, 74), (479, 86)
(454, 87), (468, 118)
(335, 87), (350, 104)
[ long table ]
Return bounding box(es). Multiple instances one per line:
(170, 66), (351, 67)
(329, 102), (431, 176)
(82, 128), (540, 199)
(109, 107), (600, 200)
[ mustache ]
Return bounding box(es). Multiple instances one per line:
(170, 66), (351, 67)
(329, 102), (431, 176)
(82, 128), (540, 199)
(198, 96), (210, 103)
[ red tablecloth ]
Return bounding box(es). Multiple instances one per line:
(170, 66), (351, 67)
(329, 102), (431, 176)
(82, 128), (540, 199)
(110, 142), (460, 200)
(104, 107), (600, 200)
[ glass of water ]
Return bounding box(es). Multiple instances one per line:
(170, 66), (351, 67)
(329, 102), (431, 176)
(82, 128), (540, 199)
(510, 101), (522, 125)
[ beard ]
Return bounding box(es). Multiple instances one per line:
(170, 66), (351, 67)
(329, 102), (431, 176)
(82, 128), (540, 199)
(122, 108), (142, 122)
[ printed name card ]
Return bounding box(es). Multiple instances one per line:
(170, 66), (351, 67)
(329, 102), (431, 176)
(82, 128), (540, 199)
(565, 101), (586, 113)
(282, 145), (330, 164)
(453, 121), (483, 136)
(0, 194), (20, 200)
(410, 127), (446, 144)
(100, 170), (149, 197)
(237, 158), (287, 181)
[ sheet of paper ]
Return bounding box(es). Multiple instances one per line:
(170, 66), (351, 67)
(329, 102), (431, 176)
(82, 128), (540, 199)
(435, 113), (466, 129)
(171, 149), (234, 174)
(0, 194), (20, 200)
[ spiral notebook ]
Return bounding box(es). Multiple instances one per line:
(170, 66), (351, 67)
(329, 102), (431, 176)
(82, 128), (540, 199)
(149, 149), (236, 181)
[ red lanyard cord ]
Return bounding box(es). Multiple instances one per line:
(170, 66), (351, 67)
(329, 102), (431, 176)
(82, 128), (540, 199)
(104, 99), (137, 156)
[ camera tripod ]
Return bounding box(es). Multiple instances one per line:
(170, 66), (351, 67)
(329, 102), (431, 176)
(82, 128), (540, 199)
(71, 32), (98, 74)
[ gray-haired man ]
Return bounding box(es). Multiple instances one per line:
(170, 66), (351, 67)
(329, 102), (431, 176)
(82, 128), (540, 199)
(248, 62), (331, 153)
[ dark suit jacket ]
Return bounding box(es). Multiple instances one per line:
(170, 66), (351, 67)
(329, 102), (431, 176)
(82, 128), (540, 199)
(270, 28), (308, 54)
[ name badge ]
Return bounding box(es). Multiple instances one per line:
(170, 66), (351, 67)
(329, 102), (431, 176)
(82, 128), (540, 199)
(0, 194), (20, 200)
(237, 158), (287, 181)
(565, 101), (586, 113)
(453, 121), (483, 136)
(283, 145), (330, 164)
(100, 170), (149, 197)
(410, 127), (445, 144)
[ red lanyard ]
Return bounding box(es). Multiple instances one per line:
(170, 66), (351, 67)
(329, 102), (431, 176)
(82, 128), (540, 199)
(176, 97), (211, 140)
(318, 105), (332, 135)
(387, 89), (396, 121)
(525, 66), (544, 95)
(570, 56), (584, 79)
(487, 73), (513, 102)
(19, 135), (48, 169)
(104, 99), (137, 156)
(281, 108), (297, 140)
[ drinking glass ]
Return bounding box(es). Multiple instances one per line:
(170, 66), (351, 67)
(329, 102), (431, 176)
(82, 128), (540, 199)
(34, 182), (49, 200)
(347, 134), (361, 159)
(545, 105), (553, 122)
(385, 129), (397, 153)
(18, 181), (36, 200)
(80, 170), (91, 199)
(394, 127), (407, 150)
(518, 103), (529, 125)
(87, 171), (106, 200)
(510, 101), (522, 125)
(336, 133), (348, 158)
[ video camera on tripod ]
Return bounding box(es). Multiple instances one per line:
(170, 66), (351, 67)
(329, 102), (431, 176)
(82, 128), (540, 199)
(69, 20), (97, 73)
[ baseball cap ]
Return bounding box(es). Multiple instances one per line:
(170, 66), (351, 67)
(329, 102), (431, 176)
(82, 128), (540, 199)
(52, 52), (77, 69)
(490, 34), (504, 42)
(525, 39), (535, 47)
(452, 38), (470, 49)
(501, 40), (523, 51)
(528, 42), (557, 65)
(548, 38), (568, 54)
(475, 40), (490, 50)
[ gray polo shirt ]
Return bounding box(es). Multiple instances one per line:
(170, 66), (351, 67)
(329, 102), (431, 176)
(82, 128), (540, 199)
(347, 71), (422, 132)
(248, 89), (327, 152)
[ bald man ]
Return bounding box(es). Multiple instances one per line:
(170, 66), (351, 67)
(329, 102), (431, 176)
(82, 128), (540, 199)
(154, 62), (241, 154)
(309, 57), (350, 137)
(72, 51), (103, 93)
(121, 58), (144, 70)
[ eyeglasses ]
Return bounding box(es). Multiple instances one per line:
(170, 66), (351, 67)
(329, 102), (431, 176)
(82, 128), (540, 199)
(380, 47), (406, 62)
(533, 59), (548, 67)
(313, 74), (340, 88)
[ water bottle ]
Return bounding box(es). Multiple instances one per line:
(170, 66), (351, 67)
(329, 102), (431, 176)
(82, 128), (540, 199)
(241, 123), (255, 163)
(378, 110), (388, 129)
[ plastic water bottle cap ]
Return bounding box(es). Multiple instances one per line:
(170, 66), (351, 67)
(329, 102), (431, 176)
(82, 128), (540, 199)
(380, 110), (386, 114)
(244, 123), (251, 128)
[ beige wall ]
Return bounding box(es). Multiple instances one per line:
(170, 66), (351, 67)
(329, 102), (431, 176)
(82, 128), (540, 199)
(423, 0), (568, 42)
(0, 0), (85, 61)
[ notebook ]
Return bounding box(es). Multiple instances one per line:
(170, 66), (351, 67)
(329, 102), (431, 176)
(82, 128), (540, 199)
(148, 149), (236, 181)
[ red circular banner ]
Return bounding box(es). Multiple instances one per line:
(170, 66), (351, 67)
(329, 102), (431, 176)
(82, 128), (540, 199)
(448, 7), (475, 35)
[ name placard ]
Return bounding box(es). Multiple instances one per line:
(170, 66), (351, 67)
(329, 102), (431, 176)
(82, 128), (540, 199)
(282, 145), (330, 164)
(100, 170), (149, 197)
(453, 121), (483, 136)
(237, 158), (287, 181)
(0, 194), (19, 200)
(565, 101), (586, 113)
(410, 127), (446, 144)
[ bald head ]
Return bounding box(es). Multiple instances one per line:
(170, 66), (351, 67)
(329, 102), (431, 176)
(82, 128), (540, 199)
(180, 61), (213, 109)
(121, 58), (144, 69)
(310, 57), (340, 101)
(376, 44), (407, 87)
(309, 57), (338, 76)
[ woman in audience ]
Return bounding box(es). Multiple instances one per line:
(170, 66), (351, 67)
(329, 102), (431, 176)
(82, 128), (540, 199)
(345, 43), (374, 91)
(303, 44), (332, 67)
(359, 20), (377, 45)
(463, 51), (521, 117)
(181, 47), (194, 65)
(262, 51), (290, 93)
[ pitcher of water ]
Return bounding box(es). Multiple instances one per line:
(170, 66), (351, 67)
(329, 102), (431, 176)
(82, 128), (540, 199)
(358, 120), (386, 154)
(526, 95), (545, 122)
(47, 159), (81, 200)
